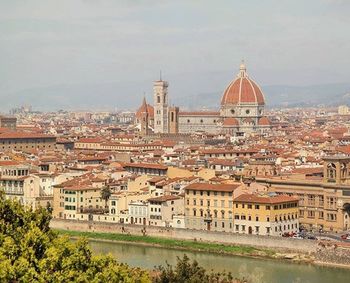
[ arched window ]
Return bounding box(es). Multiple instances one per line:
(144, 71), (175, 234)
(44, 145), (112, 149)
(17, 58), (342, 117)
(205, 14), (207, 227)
(157, 95), (160, 103)
(327, 163), (336, 180)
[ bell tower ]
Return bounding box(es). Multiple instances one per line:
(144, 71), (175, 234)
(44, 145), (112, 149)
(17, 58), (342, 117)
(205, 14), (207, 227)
(153, 74), (169, 133)
(168, 106), (179, 134)
(140, 96), (149, 136)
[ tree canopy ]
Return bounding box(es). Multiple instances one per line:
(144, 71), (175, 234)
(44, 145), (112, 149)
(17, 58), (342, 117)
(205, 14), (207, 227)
(0, 193), (150, 283)
(0, 193), (244, 283)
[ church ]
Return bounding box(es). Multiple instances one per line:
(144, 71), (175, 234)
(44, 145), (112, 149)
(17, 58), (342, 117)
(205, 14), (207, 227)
(135, 62), (271, 136)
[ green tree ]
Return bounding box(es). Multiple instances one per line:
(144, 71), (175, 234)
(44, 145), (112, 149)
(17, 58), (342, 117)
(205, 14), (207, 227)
(0, 193), (150, 283)
(153, 255), (246, 283)
(100, 186), (112, 210)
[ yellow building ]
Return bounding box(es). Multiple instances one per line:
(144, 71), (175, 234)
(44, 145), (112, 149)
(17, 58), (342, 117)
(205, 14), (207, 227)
(53, 176), (106, 220)
(257, 156), (350, 232)
(184, 183), (241, 232)
(233, 193), (299, 236)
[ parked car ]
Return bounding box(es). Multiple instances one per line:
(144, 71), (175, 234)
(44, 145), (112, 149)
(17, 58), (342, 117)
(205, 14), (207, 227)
(292, 234), (303, 239)
(306, 235), (317, 240)
(341, 234), (349, 240)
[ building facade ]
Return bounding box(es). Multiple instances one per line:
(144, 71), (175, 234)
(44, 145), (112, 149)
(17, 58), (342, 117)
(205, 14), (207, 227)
(233, 193), (299, 236)
(257, 156), (350, 232)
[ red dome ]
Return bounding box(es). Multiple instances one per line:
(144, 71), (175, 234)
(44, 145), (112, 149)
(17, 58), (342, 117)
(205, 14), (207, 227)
(223, 117), (239, 127)
(221, 63), (265, 106)
(136, 97), (154, 120)
(258, 116), (271, 126)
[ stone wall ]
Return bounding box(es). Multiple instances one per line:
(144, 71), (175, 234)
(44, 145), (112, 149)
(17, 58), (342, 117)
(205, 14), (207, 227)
(316, 241), (350, 266)
(51, 219), (317, 253)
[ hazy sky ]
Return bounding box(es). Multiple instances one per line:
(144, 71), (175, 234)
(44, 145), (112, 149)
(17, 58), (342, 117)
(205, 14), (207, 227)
(0, 0), (349, 101)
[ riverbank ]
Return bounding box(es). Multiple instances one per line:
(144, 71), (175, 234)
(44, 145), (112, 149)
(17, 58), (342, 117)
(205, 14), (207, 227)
(51, 219), (350, 268)
(56, 229), (312, 263)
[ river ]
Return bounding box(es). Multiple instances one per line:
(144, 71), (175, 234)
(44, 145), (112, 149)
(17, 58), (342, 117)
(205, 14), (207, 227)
(88, 239), (350, 283)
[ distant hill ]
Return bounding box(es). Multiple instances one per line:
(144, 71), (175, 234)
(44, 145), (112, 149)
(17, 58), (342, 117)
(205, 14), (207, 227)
(1, 82), (350, 112)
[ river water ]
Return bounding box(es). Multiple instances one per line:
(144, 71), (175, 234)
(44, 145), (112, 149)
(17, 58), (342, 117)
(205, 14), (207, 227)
(89, 240), (350, 283)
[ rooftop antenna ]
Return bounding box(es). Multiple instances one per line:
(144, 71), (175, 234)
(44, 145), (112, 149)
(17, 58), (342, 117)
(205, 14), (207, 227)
(159, 70), (162, 81)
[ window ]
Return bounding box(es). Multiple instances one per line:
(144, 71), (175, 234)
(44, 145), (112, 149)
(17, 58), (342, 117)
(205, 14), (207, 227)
(221, 200), (225, 208)
(266, 205), (270, 210)
(248, 204), (252, 209)
(307, 211), (315, 219)
(327, 213), (337, 222)
(318, 211), (324, 219)
(255, 205), (260, 209)
(246, 109), (250, 114)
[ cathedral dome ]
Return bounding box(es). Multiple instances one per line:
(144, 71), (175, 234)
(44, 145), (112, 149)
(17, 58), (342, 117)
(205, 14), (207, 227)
(221, 62), (265, 106)
(136, 97), (154, 121)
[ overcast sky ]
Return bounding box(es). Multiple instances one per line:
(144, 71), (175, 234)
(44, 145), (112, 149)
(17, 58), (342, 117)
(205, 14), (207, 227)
(0, 0), (349, 101)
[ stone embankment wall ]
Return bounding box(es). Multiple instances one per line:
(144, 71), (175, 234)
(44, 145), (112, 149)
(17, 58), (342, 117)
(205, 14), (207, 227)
(316, 241), (350, 266)
(51, 219), (317, 253)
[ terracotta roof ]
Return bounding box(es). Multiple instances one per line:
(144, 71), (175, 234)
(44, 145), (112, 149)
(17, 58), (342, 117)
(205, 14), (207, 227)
(0, 132), (55, 139)
(147, 195), (181, 202)
(136, 98), (154, 120)
(234, 193), (298, 204)
(258, 116), (271, 126)
(77, 137), (104, 143)
(221, 63), (265, 106)
(124, 162), (168, 170)
(184, 182), (240, 192)
(223, 117), (239, 127)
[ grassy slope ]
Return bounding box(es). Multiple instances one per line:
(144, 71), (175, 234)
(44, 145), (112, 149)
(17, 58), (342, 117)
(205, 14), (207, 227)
(56, 229), (276, 258)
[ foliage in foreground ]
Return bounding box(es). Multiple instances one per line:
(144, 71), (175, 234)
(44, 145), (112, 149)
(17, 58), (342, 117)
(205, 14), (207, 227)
(153, 254), (246, 283)
(0, 194), (150, 283)
(0, 193), (245, 282)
